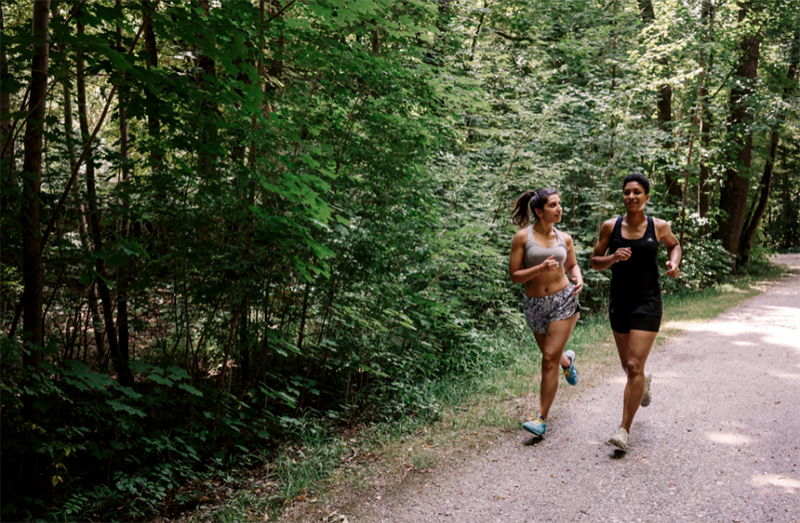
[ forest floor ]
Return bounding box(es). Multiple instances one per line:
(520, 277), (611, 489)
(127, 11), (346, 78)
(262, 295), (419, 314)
(286, 254), (800, 523)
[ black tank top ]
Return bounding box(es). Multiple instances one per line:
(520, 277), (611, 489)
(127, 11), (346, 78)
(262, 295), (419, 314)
(608, 216), (662, 317)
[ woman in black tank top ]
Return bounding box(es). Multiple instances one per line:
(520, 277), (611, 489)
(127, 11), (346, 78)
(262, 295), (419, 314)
(591, 174), (682, 451)
(607, 216), (662, 323)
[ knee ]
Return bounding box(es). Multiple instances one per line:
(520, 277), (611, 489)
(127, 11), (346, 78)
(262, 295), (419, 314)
(624, 359), (644, 377)
(542, 354), (560, 373)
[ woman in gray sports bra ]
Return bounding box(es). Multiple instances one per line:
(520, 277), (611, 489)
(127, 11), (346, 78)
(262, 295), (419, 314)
(509, 188), (584, 437)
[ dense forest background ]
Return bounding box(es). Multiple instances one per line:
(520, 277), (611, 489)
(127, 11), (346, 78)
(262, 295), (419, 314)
(1, 0), (798, 520)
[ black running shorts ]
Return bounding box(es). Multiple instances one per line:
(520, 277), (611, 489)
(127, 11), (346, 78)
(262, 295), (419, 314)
(609, 313), (661, 334)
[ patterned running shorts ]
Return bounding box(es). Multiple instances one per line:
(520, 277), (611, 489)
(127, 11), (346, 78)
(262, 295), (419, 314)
(523, 284), (580, 334)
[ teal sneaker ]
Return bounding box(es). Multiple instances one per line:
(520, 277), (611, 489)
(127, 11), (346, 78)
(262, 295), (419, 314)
(522, 415), (546, 436)
(563, 350), (578, 385)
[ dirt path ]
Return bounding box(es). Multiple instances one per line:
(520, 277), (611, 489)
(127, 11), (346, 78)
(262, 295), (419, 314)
(352, 254), (800, 523)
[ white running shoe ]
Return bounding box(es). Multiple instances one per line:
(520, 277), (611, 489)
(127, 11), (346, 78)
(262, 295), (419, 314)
(607, 427), (629, 451)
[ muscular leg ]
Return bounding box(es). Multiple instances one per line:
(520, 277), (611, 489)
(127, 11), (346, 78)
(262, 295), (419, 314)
(613, 329), (658, 432)
(533, 314), (579, 419)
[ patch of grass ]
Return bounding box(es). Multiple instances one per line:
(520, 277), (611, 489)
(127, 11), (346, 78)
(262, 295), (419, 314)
(189, 264), (790, 523)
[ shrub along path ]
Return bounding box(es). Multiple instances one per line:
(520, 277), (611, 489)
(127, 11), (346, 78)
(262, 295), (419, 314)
(350, 254), (800, 523)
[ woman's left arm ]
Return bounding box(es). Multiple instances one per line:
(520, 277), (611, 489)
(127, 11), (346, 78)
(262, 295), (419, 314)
(563, 234), (584, 294)
(656, 219), (682, 278)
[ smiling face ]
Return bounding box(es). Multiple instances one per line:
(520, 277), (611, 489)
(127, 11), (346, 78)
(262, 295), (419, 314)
(623, 181), (650, 212)
(535, 194), (563, 224)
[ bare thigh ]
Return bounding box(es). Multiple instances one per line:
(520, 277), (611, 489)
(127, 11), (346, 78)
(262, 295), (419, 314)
(534, 313), (579, 358)
(613, 329), (658, 373)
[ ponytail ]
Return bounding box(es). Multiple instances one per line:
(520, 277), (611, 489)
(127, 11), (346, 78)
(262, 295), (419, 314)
(512, 190), (535, 227)
(512, 188), (558, 227)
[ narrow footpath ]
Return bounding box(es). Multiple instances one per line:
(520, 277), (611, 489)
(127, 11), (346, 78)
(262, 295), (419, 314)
(354, 254), (800, 523)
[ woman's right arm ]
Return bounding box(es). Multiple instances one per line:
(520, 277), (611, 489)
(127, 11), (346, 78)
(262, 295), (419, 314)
(509, 230), (547, 284)
(591, 220), (629, 271)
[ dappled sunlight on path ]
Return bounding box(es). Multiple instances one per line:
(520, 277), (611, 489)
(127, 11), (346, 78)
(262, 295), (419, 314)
(353, 255), (800, 522)
(752, 474), (800, 494)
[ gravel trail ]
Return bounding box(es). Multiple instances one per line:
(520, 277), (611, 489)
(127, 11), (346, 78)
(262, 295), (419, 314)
(354, 254), (800, 523)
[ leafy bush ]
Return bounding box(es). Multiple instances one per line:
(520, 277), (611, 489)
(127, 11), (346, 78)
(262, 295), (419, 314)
(660, 214), (733, 293)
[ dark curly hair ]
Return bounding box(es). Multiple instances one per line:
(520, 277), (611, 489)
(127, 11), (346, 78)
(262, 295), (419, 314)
(512, 188), (559, 227)
(623, 173), (651, 194)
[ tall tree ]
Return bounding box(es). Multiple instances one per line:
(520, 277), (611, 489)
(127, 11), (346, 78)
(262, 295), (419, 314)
(16, 1), (51, 499)
(62, 77), (106, 358)
(637, 0), (681, 202)
(115, 0), (133, 377)
(1, 5), (16, 332)
(76, 9), (132, 386)
(697, 0), (714, 222)
(195, 0), (218, 176)
(0, 5), (12, 179)
(20, 0), (51, 406)
(141, 0), (161, 171)
(717, 1), (761, 268)
(738, 27), (800, 265)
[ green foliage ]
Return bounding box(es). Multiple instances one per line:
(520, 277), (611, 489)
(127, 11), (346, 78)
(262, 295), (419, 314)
(1, 0), (798, 520)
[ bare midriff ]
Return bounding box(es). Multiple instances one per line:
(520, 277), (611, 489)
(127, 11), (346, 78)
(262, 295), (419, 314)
(525, 270), (570, 298)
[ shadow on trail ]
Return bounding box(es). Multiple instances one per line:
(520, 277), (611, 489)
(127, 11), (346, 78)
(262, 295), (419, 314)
(522, 436), (544, 447)
(608, 448), (627, 460)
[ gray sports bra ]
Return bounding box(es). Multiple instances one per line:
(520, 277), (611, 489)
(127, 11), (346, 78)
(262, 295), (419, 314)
(523, 226), (568, 269)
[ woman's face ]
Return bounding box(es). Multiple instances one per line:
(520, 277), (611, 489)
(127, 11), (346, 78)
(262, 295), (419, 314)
(623, 182), (650, 212)
(536, 194), (562, 224)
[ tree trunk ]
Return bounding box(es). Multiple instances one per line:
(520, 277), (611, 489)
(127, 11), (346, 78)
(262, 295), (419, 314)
(717, 3), (761, 269)
(0, 4), (16, 337)
(239, 300), (251, 384)
(18, 0), (50, 496)
(115, 0), (132, 376)
(636, 0), (655, 19)
(0, 5), (13, 180)
(637, 0), (681, 202)
(657, 83), (681, 201)
(142, 0), (161, 171)
(62, 80), (105, 358)
(1, 5), (15, 333)
(470, 1), (488, 59)
(698, 0), (714, 230)
(266, 0), (283, 109)
(21, 0), (50, 399)
(738, 29), (799, 265)
(779, 148), (791, 249)
(76, 11), (132, 385)
(196, 0), (218, 176)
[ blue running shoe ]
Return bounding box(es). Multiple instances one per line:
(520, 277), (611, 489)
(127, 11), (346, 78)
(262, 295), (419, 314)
(522, 415), (546, 436)
(563, 350), (578, 385)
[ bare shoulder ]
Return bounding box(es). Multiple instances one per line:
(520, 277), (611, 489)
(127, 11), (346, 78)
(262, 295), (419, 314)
(560, 230), (575, 246)
(652, 217), (673, 233)
(600, 218), (617, 233)
(652, 217), (679, 244)
(512, 227), (529, 246)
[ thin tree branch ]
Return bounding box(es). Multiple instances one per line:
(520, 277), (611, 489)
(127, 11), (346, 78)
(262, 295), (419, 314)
(39, 0), (162, 251)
